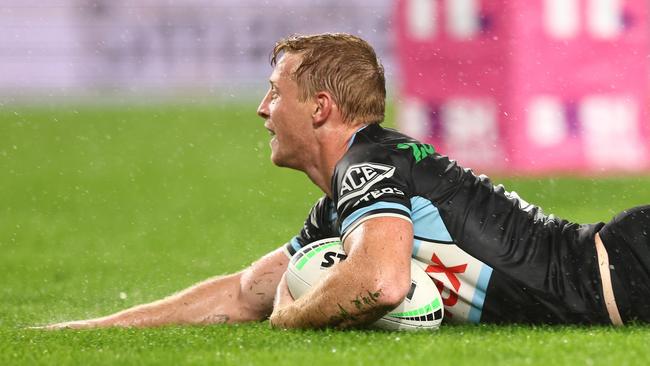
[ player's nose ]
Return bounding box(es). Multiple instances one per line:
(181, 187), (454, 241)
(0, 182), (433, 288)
(257, 93), (270, 120)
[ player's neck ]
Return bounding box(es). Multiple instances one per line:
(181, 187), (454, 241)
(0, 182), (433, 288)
(303, 121), (366, 198)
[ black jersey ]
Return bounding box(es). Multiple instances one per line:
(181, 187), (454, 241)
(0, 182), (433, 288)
(284, 124), (611, 324)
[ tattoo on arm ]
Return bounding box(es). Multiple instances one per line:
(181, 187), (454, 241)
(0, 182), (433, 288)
(330, 290), (384, 326)
(201, 314), (230, 324)
(351, 290), (382, 310)
(337, 303), (357, 322)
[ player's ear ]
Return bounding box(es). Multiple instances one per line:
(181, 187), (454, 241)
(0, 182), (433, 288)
(312, 91), (333, 126)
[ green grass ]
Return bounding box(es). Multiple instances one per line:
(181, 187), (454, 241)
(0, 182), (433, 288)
(1, 104), (650, 365)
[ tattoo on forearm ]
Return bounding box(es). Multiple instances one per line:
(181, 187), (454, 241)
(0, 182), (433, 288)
(202, 314), (230, 324)
(329, 303), (357, 324)
(337, 303), (357, 321)
(330, 290), (383, 325)
(351, 290), (382, 310)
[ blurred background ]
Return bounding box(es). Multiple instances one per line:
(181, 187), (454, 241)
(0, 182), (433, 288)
(2, 0), (649, 173)
(0, 0), (393, 99)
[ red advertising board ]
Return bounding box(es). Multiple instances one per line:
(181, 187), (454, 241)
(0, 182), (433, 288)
(395, 0), (650, 173)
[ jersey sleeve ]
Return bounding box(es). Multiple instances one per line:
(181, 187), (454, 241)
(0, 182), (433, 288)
(333, 143), (413, 241)
(283, 196), (339, 258)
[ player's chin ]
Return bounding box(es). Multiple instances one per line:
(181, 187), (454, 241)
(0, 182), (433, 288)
(270, 150), (301, 170)
(270, 150), (287, 167)
(269, 139), (283, 165)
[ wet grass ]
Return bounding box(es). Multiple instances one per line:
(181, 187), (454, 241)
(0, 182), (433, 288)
(1, 104), (650, 365)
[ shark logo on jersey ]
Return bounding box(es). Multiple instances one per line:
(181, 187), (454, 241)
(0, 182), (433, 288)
(337, 163), (396, 209)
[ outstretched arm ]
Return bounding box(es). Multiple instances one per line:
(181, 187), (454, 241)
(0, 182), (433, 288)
(44, 246), (289, 329)
(269, 216), (413, 329)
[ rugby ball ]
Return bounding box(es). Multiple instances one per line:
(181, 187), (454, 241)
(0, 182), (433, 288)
(286, 237), (443, 331)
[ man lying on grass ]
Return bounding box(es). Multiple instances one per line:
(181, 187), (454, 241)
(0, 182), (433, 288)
(45, 33), (650, 330)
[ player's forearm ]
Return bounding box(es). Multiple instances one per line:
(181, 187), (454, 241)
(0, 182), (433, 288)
(270, 218), (413, 330)
(271, 290), (394, 329)
(89, 274), (249, 327)
(45, 247), (289, 329)
(48, 273), (263, 329)
(270, 261), (407, 329)
(47, 272), (266, 329)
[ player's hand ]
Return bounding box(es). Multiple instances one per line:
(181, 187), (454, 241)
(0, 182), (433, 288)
(29, 320), (98, 330)
(269, 273), (295, 328)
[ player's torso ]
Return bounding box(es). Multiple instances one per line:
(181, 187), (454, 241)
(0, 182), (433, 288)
(330, 125), (545, 323)
(293, 124), (607, 324)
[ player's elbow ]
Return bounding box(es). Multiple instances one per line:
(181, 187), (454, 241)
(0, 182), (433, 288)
(238, 270), (274, 320)
(373, 271), (411, 309)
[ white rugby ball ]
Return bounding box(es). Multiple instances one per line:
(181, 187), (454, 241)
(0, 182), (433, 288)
(286, 237), (444, 331)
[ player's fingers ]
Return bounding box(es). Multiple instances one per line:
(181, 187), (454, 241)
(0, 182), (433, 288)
(25, 324), (65, 330)
(32, 321), (91, 330)
(24, 325), (46, 330)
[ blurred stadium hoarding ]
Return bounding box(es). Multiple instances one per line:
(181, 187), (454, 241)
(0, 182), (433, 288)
(3, 0), (649, 174)
(395, 0), (650, 173)
(0, 0), (393, 99)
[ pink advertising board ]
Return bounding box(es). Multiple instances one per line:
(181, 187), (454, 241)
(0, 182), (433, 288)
(395, 0), (650, 173)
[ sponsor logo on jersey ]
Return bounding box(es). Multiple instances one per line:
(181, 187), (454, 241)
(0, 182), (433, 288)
(337, 163), (396, 208)
(353, 187), (405, 207)
(413, 240), (493, 324)
(397, 143), (435, 163)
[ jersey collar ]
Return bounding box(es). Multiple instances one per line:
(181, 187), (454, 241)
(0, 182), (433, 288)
(346, 124), (369, 149)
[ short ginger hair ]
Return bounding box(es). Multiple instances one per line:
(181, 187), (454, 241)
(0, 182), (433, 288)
(271, 33), (386, 124)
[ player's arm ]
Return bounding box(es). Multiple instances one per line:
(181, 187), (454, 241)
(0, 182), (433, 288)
(269, 216), (413, 329)
(43, 247), (289, 329)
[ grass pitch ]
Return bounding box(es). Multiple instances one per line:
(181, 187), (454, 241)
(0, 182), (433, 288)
(1, 103), (650, 365)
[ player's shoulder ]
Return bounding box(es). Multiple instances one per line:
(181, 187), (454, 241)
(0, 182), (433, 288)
(342, 124), (421, 164)
(341, 124), (439, 167)
(286, 195), (339, 256)
(308, 195), (336, 220)
(334, 124), (438, 183)
(332, 124), (418, 237)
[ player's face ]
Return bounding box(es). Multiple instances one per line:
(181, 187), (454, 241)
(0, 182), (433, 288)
(257, 53), (316, 169)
